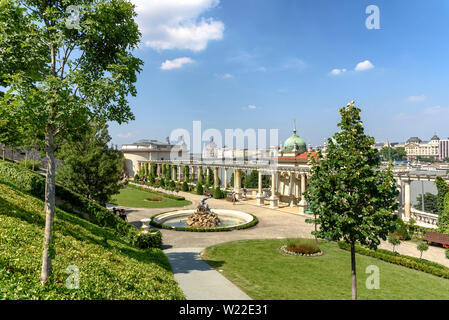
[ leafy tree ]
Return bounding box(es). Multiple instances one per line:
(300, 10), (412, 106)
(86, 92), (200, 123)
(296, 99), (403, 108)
(436, 177), (449, 215)
(56, 121), (124, 205)
(0, 0), (143, 284)
(414, 192), (438, 214)
(380, 147), (406, 162)
(305, 101), (398, 300)
(441, 193), (449, 234)
(196, 183), (204, 195)
(183, 165), (190, 182)
(388, 232), (402, 253)
(417, 242), (429, 259)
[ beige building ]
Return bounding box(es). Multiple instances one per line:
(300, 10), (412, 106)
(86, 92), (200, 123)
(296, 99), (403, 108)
(405, 135), (440, 160)
(122, 138), (187, 177)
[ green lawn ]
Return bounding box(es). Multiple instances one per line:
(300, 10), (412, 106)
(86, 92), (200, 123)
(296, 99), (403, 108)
(0, 183), (184, 299)
(202, 239), (449, 300)
(110, 187), (191, 208)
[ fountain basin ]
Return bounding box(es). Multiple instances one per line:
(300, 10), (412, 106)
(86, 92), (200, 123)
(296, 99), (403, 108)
(151, 209), (257, 231)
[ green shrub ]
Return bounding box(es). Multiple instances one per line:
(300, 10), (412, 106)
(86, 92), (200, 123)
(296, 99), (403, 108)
(417, 242), (429, 259)
(196, 183), (204, 195)
(446, 249), (449, 260)
(133, 174), (140, 181)
(0, 161), (161, 249)
(182, 181), (189, 192)
(0, 160), (45, 198)
(338, 241), (449, 279)
(286, 239), (321, 255)
(213, 186), (224, 199)
(18, 159), (41, 171)
(131, 231), (163, 249)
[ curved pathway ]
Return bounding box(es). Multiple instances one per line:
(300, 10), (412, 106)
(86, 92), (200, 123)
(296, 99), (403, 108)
(116, 186), (449, 299)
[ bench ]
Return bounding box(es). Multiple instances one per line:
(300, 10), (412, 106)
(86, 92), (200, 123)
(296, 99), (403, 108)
(423, 231), (449, 246)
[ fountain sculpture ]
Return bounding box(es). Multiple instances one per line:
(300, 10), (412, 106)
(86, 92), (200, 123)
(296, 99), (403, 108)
(186, 196), (221, 228)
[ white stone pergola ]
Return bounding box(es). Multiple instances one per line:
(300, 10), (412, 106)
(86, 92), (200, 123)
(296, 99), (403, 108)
(137, 160), (449, 223)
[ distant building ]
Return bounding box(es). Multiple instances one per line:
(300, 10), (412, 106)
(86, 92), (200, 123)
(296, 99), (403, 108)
(439, 139), (449, 161)
(405, 135), (440, 160)
(122, 137), (187, 177)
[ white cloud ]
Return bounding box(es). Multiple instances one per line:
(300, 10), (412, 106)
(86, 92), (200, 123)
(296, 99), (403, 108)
(355, 60), (375, 71)
(330, 68), (347, 75)
(221, 73), (233, 79)
(247, 105), (257, 110)
(131, 0), (224, 52)
(424, 105), (449, 115)
(160, 57), (194, 70)
(406, 95), (426, 102)
(117, 133), (133, 139)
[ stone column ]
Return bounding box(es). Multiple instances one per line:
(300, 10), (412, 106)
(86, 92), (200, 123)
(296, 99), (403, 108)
(138, 162), (142, 175)
(223, 168), (228, 189)
(177, 165), (182, 181)
(404, 179), (411, 220)
(206, 167), (210, 185)
(257, 170), (265, 206)
(234, 169), (242, 199)
(268, 171), (279, 208)
(298, 173), (308, 213)
(289, 172), (295, 207)
(213, 167), (219, 188)
(170, 166), (174, 180)
(190, 166), (194, 182)
(198, 166), (203, 184)
(157, 164), (161, 178)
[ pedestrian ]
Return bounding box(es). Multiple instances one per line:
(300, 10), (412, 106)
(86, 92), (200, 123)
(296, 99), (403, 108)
(243, 187), (247, 198)
(232, 191), (236, 205)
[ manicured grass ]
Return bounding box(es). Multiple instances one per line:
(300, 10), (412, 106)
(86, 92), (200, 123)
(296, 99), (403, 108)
(110, 187), (191, 208)
(0, 183), (184, 300)
(202, 239), (449, 300)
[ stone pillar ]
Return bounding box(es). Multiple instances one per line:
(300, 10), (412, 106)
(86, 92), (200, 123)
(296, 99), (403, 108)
(206, 167), (210, 185)
(234, 169), (242, 199)
(223, 168), (228, 189)
(177, 165), (182, 181)
(171, 166), (176, 180)
(268, 171), (279, 208)
(298, 173), (308, 213)
(257, 170), (265, 206)
(214, 167), (219, 188)
(289, 172), (295, 207)
(157, 164), (161, 178)
(190, 166), (194, 182)
(404, 179), (411, 220)
(198, 166), (203, 184)
(138, 162), (142, 175)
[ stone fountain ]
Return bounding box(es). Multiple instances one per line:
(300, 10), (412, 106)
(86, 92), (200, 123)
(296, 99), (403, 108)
(186, 196), (221, 228)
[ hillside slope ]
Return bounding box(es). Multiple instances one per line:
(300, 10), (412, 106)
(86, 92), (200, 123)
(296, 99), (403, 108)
(0, 183), (184, 299)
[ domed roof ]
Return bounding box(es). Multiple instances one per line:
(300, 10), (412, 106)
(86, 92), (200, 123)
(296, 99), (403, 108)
(283, 120), (306, 153)
(431, 135), (440, 141)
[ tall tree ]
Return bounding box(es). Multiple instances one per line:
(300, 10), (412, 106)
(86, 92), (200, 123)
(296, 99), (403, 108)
(305, 101), (398, 300)
(0, 0), (142, 284)
(56, 121), (124, 205)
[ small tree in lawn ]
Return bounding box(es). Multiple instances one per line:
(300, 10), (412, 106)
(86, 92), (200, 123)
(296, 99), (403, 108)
(417, 242), (429, 259)
(0, 0), (143, 284)
(388, 232), (402, 253)
(305, 101), (398, 300)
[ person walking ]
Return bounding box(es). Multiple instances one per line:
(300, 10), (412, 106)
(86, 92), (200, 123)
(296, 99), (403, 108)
(232, 191), (237, 205)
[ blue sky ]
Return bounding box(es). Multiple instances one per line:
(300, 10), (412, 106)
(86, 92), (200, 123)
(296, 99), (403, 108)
(109, 0), (449, 147)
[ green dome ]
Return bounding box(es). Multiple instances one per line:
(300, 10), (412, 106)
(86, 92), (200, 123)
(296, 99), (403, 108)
(283, 122), (306, 153)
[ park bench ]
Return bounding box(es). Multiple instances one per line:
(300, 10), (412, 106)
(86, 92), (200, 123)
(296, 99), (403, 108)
(423, 231), (449, 246)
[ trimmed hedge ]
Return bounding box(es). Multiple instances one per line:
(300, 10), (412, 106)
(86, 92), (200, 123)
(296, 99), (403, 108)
(0, 161), (161, 249)
(338, 241), (449, 280)
(150, 211), (259, 232)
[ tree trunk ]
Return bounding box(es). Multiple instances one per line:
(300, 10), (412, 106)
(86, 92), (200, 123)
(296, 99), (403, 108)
(350, 241), (357, 300)
(25, 150), (28, 169)
(40, 130), (56, 284)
